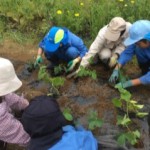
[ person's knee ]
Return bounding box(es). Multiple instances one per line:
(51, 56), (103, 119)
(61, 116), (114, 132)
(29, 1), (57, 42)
(99, 48), (111, 60)
(66, 47), (80, 60)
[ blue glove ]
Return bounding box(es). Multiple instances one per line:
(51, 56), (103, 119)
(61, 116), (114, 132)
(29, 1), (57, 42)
(115, 80), (133, 89)
(109, 69), (119, 84)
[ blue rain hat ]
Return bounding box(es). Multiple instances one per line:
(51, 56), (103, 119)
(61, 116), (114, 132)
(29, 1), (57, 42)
(44, 27), (68, 52)
(144, 32), (150, 41)
(124, 20), (150, 46)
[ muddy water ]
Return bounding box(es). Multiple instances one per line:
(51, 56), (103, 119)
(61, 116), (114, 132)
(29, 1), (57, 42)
(0, 40), (150, 150)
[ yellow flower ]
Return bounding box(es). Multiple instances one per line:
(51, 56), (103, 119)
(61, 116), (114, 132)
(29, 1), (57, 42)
(124, 4), (128, 7)
(74, 13), (80, 17)
(80, 2), (84, 6)
(118, 0), (124, 2)
(56, 10), (62, 15)
(131, 0), (135, 4)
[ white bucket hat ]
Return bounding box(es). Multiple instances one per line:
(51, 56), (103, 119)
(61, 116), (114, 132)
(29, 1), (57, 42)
(0, 57), (22, 96)
(104, 17), (126, 41)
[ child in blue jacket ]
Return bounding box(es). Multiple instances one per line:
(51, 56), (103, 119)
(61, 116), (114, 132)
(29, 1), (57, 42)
(34, 26), (88, 72)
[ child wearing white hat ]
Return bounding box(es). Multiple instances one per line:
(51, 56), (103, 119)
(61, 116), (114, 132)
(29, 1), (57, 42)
(0, 57), (30, 147)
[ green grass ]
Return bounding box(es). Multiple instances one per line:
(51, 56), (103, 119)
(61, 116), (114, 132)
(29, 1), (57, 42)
(0, 0), (148, 67)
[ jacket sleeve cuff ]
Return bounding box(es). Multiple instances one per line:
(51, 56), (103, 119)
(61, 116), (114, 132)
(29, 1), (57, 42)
(139, 71), (150, 85)
(115, 53), (120, 58)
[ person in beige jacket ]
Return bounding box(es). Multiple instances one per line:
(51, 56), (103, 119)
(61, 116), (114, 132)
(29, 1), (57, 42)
(67, 17), (131, 78)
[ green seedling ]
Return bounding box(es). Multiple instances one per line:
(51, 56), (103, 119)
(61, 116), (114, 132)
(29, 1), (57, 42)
(63, 108), (73, 121)
(54, 64), (67, 75)
(117, 130), (140, 146)
(77, 66), (97, 80)
(26, 61), (35, 73)
(117, 114), (131, 127)
(88, 56), (95, 65)
(38, 65), (65, 95)
(113, 86), (148, 146)
(88, 110), (103, 130)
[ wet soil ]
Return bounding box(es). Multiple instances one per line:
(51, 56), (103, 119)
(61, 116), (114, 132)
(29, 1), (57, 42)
(0, 40), (150, 150)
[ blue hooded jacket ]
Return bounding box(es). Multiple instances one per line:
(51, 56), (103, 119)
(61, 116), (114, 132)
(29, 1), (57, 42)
(39, 28), (88, 62)
(49, 125), (98, 150)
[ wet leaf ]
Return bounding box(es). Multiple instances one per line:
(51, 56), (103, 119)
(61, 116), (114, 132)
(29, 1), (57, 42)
(126, 132), (137, 145)
(112, 98), (122, 108)
(54, 65), (63, 75)
(47, 93), (53, 96)
(64, 113), (73, 121)
(88, 119), (103, 130)
(126, 130), (140, 145)
(117, 130), (140, 146)
(117, 115), (131, 126)
(133, 130), (140, 138)
(96, 119), (103, 127)
(50, 77), (65, 88)
(117, 115), (123, 125)
(136, 112), (148, 118)
(117, 133), (126, 146)
(77, 66), (97, 80)
(120, 89), (131, 102)
(122, 115), (131, 125)
(63, 108), (73, 121)
(134, 104), (144, 109)
(88, 110), (103, 130)
(38, 65), (49, 81)
(130, 100), (137, 104)
(89, 121), (97, 130)
(91, 71), (97, 80)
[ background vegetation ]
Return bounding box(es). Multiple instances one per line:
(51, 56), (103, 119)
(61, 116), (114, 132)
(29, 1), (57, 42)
(0, 0), (150, 44)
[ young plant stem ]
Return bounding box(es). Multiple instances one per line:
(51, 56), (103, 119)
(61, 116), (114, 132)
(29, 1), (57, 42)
(126, 102), (129, 117)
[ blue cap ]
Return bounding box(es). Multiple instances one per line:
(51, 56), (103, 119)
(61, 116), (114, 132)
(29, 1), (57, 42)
(124, 20), (150, 46)
(44, 26), (68, 52)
